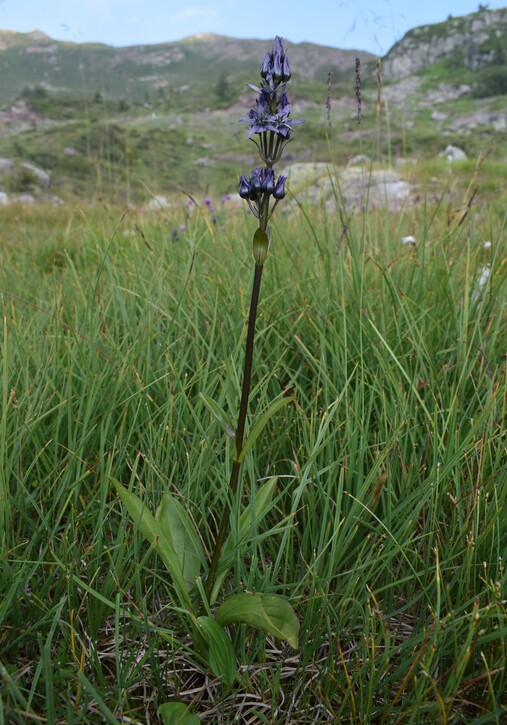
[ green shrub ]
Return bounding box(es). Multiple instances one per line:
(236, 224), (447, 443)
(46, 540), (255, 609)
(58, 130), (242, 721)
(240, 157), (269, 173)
(472, 65), (507, 97)
(7, 165), (39, 192)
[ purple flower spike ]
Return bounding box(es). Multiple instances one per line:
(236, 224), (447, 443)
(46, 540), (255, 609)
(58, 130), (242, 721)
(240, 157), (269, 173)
(238, 36), (302, 233)
(239, 35), (303, 164)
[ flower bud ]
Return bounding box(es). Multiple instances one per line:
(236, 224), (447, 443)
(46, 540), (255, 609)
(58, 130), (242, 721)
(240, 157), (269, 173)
(250, 167), (263, 194)
(282, 55), (291, 82)
(272, 55), (282, 82)
(273, 175), (287, 199)
(252, 227), (269, 265)
(238, 175), (252, 199)
(263, 167), (275, 194)
(272, 36), (284, 57)
(260, 52), (271, 79)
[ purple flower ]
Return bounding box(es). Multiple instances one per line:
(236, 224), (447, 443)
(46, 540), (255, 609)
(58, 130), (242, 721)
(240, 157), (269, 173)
(250, 167), (275, 196)
(239, 89), (274, 137)
(237, 167), (287, 215)
(239, 168), (274, 201)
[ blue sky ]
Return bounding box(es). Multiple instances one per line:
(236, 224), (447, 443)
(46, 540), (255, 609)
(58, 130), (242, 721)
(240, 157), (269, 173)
(0, 1), (505, 54)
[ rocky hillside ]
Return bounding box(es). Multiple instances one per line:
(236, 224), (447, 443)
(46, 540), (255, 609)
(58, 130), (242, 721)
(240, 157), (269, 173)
(383, 7), (507, 79)
(0, 30), (374, 109)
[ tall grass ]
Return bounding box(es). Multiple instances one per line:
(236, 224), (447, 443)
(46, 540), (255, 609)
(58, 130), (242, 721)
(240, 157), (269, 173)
(1, 195), (506, 722)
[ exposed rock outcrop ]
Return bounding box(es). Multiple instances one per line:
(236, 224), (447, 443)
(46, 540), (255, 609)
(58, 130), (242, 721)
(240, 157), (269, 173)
(438, 145), (467, 162)
(0, 157), (62, 204)
(383, 8), (507, 79)
(283, 161), (414, 212)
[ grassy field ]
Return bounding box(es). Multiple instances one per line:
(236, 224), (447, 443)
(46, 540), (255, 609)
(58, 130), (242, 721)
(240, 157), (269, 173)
(1, 170), (507, 723)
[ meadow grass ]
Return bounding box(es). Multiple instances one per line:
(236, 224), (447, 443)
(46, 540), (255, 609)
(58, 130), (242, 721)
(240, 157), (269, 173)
(0, 191), (506, 722)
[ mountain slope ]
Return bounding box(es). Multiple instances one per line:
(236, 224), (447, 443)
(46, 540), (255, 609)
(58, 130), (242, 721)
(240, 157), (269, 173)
(0, 31), (374, 108)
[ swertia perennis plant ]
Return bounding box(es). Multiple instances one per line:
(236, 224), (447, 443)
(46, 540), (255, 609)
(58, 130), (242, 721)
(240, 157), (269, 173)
(112, 36), (302, 715)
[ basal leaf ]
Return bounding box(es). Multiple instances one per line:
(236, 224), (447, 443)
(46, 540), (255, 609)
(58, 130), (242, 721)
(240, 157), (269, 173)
(111, 479), (188, 602)
(215, 593), (299, 649)
(196, 616), (238, 685)
(156, 493), (206, 590)
(158, 702), (201, 725)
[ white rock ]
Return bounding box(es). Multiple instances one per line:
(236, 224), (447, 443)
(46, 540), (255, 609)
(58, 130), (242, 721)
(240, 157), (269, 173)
(21, 162), (51, 187)
(0, 158), (14, 172)
(283, 162), (413, 212)
(491, 115), (507, 131)
(147, 195), (171, 210)
(346, 154), (371, 169)
(282, 162), (329, 185)
(14, 193), (37, 204)
(438, 145), (467, 162)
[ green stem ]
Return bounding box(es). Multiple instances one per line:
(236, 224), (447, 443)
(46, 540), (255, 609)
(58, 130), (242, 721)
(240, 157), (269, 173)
(205, 262), (264, 601)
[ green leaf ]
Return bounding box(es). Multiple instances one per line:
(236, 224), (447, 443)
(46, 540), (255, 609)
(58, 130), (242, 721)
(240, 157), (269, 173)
(155, 493), (206, 590)
(196, 616), (238, 685)
(238, 396), (294, 464)
(158, 702), (201, 725)
(215, 593), (299, 649)
(200, 393), (235, 438)
(236, 476), (278, 536)
(111, 479), (189, 604)
(210, 477), (278, 604)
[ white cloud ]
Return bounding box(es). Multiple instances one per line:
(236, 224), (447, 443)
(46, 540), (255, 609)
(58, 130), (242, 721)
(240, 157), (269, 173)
(168, 5), (222, 26)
